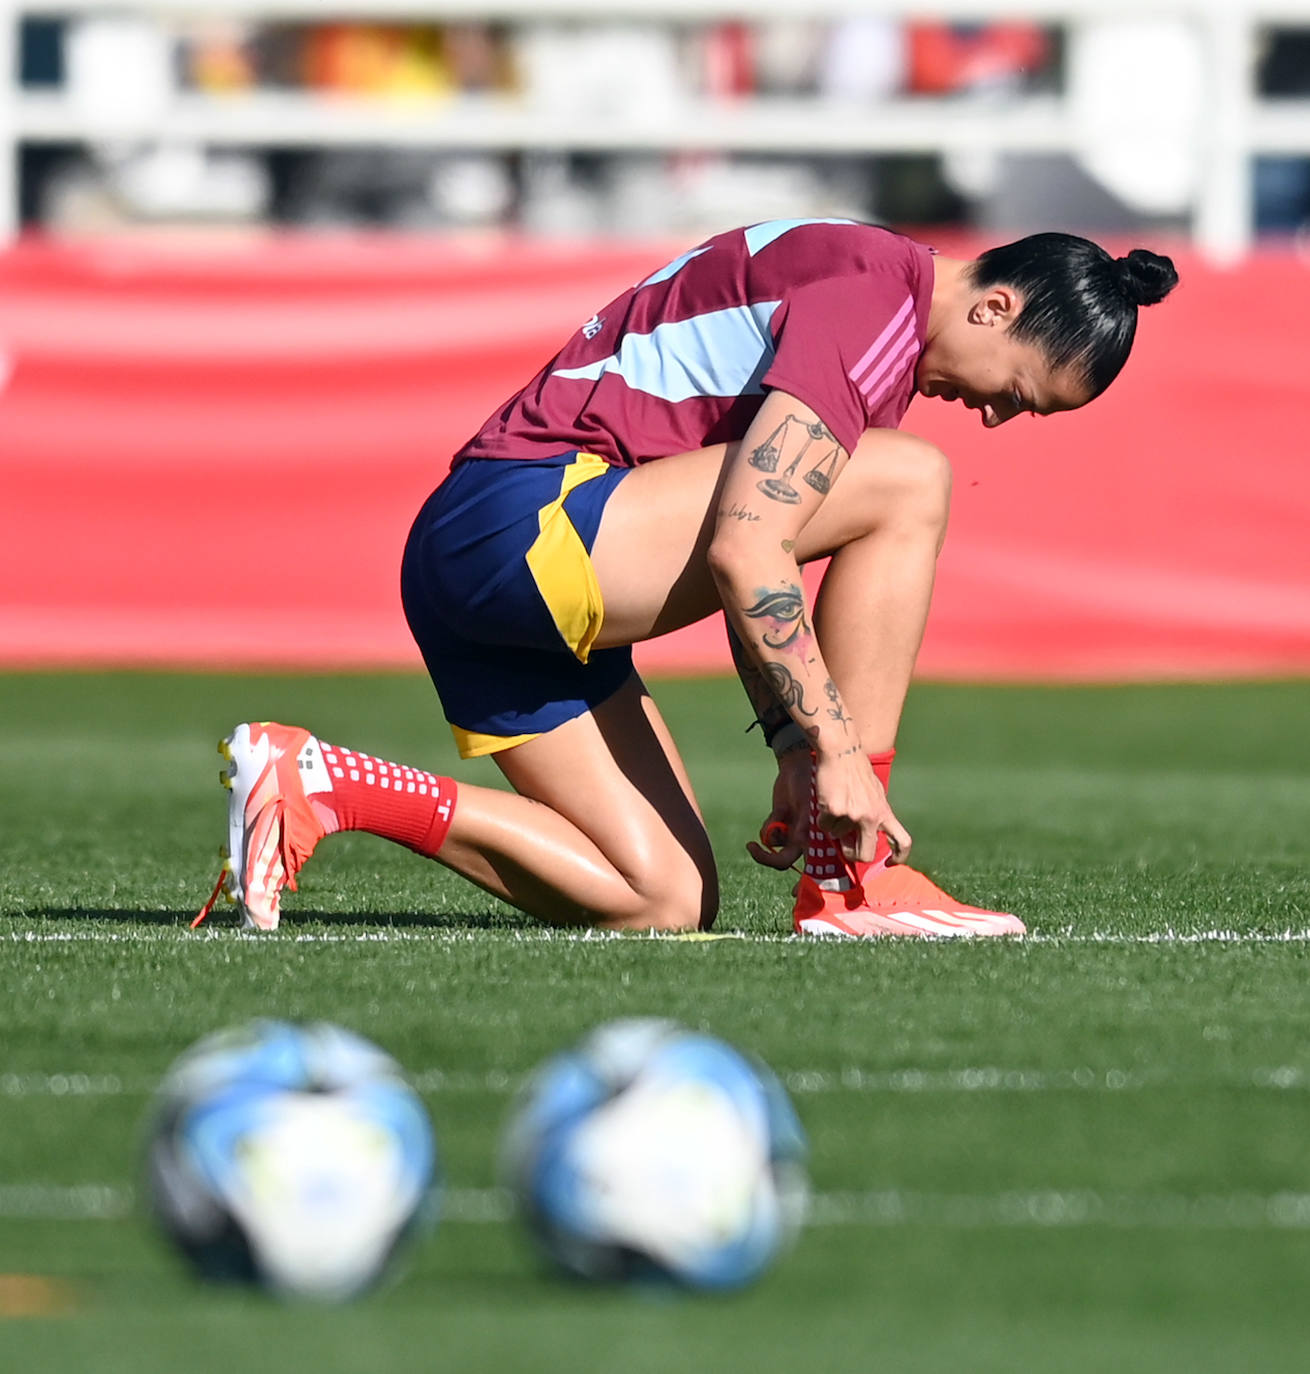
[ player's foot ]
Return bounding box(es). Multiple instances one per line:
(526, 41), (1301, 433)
(193, 722), (328, 931)
(793, 862), (1025, 938)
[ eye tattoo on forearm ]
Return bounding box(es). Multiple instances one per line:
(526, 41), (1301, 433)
(744, 585), (811, 651)
(748, 415), (840, 505)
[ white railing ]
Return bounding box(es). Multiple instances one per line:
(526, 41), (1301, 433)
(1, 0), (1308, 259)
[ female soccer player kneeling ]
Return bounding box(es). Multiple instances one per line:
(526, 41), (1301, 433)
(197, 221), (1177, 938)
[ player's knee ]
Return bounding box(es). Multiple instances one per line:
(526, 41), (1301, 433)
(644, 874), (718, 933)
(622, 850), (718, 933)
(890, 434), (953, 534)
(842, 432), (952, 543)
(641, 902), (702, 934)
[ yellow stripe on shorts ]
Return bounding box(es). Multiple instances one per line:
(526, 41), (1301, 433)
(450, 723), (543, 759)
(523, 452), (612, 663)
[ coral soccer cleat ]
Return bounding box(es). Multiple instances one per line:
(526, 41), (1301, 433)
(193, 722), (330, 932)
(793, 861), (1026, 939)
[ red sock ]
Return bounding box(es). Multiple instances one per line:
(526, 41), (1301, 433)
(803, 749), (895, 891)
(309, 739), (457, 859)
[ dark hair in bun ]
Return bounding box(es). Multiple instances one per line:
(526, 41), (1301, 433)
(971, 233), (1179, 398)
(1114, 248), (1179, 307)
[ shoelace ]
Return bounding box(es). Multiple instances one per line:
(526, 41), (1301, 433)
(191, 870), (228, 929)
(190, 798), (319, 931)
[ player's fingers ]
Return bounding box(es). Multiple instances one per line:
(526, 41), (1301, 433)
(836, 817), (911, 865)
(838, 828), (873, 864)
(761, 820), (789, 850)
(821, 815), (856, 860)
(821, 813), (855, 839)
(746, 839), (803, 870)
(883, 819), (913, 865)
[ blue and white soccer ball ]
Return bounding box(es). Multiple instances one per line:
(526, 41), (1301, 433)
(502, 1018), (807, 1290)
(144, 1020), (438, 1301)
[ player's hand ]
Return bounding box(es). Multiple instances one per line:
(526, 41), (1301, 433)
(746, 747), (811, 870)
(813, 750), (912, 866)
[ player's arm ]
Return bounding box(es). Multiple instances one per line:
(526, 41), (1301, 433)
(706, 388), (909, 865)
(725, 618), (812, 869)
(710, 389), (853, 757)
(726, 619), (790, 745)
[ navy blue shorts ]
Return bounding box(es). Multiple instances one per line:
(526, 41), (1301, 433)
(400, 453), (635, 758)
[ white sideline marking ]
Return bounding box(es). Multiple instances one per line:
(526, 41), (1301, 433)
(10, 1064), (1310, 1099)
(0, 1185), (132, 1220)
(805, 1189), (1310, 1230)
(9, 928), (1310, 946)
(1, 1073), (132, 1097)
(10, 1184), (1310, 1232)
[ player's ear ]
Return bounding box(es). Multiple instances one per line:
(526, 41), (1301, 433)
(968, 286), (1022, 328)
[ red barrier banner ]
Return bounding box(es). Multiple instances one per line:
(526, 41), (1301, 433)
(1, 232), (1308, 679)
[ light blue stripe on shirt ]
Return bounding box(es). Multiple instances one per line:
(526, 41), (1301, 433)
(743, 218), (857, 255)
(553, 301), (781, 403)
(638, 245), (712, 288)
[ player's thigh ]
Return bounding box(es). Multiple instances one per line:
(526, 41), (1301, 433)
(493, 673), (719, 929)
(590, 432), (951, 645)
(589, 444), (732, 646)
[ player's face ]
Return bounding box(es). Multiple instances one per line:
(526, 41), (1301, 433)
(917, 287), (1093, 428)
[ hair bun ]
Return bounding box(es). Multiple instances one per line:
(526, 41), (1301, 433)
(1114, 249), (1179, 307)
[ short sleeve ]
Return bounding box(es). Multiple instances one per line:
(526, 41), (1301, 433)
(761, 273), (922, 454)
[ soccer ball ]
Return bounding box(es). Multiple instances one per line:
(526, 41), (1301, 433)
(501, 1018), (807, 1290)
(144, 1019), (438, 1301)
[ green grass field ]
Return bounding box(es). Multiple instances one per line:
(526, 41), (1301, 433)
(2, 670), (1309, 1373)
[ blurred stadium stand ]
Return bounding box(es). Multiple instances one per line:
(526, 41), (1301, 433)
(0, 1), (1308, 679)
(3, 1), (1310, 254)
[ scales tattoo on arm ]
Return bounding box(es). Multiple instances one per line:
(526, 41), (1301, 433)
(747, 414), (841, 505)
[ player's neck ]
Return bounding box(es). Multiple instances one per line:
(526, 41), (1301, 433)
(925, 256), (973, 344)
